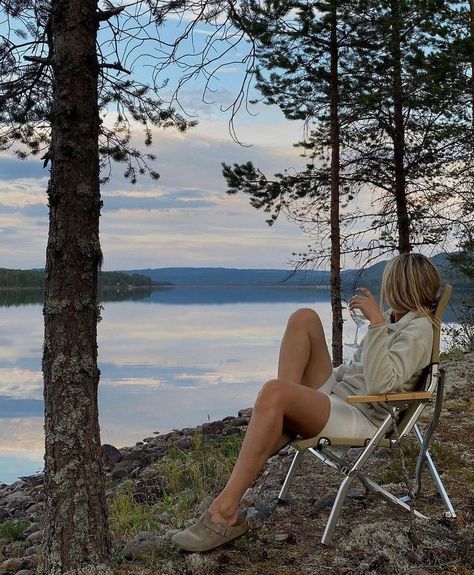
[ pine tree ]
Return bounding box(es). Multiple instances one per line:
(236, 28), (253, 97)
(0, 1), (195, 571)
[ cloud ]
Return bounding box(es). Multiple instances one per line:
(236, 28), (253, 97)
(0, 105), (312, 269)
(102, 190), (216, 212)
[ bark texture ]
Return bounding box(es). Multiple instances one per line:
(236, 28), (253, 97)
(330, 3), (343, 366)
(390, 0), (411, 254)
(40, 0), (111, 572)
(470, 0), (474, 128)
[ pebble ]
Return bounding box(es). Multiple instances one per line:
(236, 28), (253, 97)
(274, 533), (289, 542)
(25, 530), (43, 544)
(122, 531), (170, 559)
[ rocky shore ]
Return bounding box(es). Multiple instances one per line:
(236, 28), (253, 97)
(0, 407), (256, 574)
(1, 351), (473, 575)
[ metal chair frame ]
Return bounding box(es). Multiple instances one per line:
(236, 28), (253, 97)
(277, 285), (457, 545)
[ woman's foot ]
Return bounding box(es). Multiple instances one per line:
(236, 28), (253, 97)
(171, 509), (249, 552)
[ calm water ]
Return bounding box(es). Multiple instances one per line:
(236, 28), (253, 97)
(0, 287), (335, 484)
(0, 286), (460, 484)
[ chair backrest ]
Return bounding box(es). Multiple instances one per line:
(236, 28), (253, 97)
(387, 284), (452, 439)
(430, 284), (452, 364)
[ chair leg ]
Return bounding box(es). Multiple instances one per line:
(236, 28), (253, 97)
(321, 474), (358, 545)
(358, 473), (428, 519)
(278, 450), (304, 502)
(413, 425), (457, 518)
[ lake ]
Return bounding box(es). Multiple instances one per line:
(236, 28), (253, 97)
(0, 286), (460, 485)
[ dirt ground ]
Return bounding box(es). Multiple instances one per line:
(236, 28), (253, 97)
(112, 351), (474, 575)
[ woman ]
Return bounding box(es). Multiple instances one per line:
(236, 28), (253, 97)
(172, 253), (440, 552)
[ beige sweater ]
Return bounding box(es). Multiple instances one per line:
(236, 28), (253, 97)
(332, 309), (434, 426)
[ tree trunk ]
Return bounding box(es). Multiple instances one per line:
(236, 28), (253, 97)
(40, 0), (111, 572)
(390, 0), (411, 254)
(330, 2), (343, 366)
(470, 0), (474, 128)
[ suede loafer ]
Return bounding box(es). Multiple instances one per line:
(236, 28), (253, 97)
(172, 509), (249, 552)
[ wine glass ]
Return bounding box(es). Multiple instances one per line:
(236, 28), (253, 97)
(345, 305), (369, 349)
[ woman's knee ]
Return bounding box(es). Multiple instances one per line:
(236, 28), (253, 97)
(256, 378), (291, 409)
(287, 307), (321, 329)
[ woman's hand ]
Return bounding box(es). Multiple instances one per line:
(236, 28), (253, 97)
(349, 287), (385, 327)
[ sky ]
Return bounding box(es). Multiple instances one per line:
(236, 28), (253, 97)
(0, 5), (326, 271)
(0, 108), (313, 270)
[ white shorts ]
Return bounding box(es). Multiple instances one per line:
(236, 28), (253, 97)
(317, 372), (379, 439)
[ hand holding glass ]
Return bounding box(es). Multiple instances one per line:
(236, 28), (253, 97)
(345, 304), (370, 349)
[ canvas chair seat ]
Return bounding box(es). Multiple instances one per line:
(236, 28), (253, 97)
(277, 284), (456, 546)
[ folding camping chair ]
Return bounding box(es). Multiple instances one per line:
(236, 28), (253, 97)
(277, 284), (457, 545)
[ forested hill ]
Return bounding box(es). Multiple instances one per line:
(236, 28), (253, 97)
(2, 253), (471, 289)
(122, 267), (332, 286)
(0, 268), (170, 289)
(123, 253), (472, 288)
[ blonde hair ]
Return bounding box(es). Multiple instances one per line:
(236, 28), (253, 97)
(380, 253), (440, 325)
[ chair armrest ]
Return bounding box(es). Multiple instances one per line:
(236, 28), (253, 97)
(346, 391), (432, 404)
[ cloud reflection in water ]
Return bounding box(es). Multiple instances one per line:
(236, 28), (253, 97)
(0, 288), (332, 483)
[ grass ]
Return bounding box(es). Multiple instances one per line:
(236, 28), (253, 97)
(440, 346), (466, 361)
(107, 480), (163, 541)
(107, 430), (244, 540)
(0, 518), (29, 541)
(150, 430), (244, 525)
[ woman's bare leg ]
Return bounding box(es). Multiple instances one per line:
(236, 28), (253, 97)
(208, 378), (330, 525)
(278, 307), (333, 388)
(205, 307), (333, 526)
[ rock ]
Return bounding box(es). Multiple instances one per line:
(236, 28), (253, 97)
(3, 493), (32, 511)
(238, 407), (253, 418)
(222, 426), (242, 436)
(154, 511), (172, 524)
(4, 541), (27, 556)
(0, 508), (11, 522)
(24, 522), (42, 535)
(201, 421), (224, 435)
(121, 451), (145, 462)
(196, 495), (214, 514)
(110, 459), (143, 480)
(142, 436), (155, 443)
(274, 533), (289, 542)
(24, 554), (39, 569)
(26, 502), (44, 518)
(15, 571), (35, 575)
(0, 557), (27, 572)
(122, 531), (170, 559)
(10, 509), (27, 520)
(25, 530), (43, 544)
(101, 444), (123, 465)
(24, 545), (40, 556)
(17, 474), (43, 488)
(245, 505), (273, 522)
(231, 417), (249, 427)
(138, 467), (161, 481)
(173, 437), (194, 450)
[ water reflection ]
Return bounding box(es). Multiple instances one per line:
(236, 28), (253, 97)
(0, 287), (332, 484)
